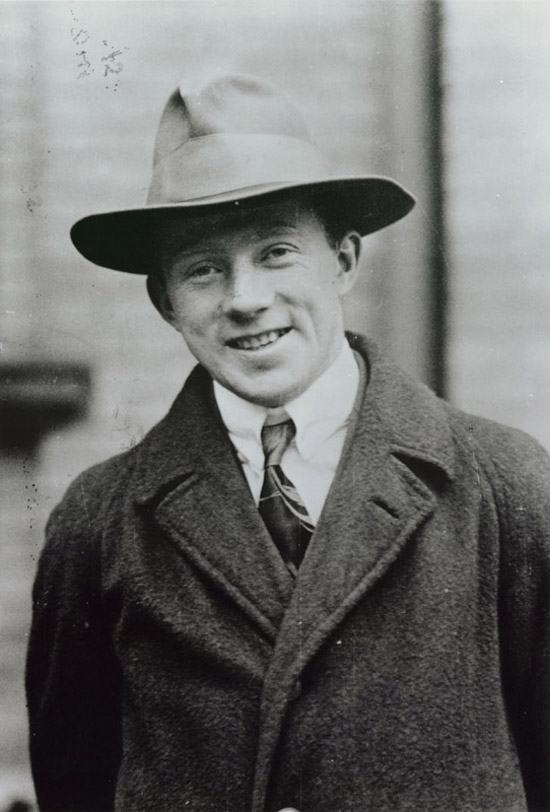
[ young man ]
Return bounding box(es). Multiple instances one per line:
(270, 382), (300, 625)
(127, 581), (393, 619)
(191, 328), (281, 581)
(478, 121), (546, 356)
(27, 74), (550, 812)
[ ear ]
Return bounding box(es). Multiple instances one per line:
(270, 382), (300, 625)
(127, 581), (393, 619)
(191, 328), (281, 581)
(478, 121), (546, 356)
(336, 231), (362, 295)
(147, 274), (177, 328)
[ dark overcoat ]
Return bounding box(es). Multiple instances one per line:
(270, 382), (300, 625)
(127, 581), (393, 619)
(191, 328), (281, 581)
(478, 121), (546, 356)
(26, 336), (550, 812)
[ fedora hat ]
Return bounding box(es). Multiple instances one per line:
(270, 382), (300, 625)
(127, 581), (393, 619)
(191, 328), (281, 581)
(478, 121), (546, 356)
(70, 74), (415, 275)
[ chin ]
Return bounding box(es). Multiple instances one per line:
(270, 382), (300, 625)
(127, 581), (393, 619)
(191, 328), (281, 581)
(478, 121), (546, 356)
(239, 382), (306, 408)
(220, 365), (313, 406)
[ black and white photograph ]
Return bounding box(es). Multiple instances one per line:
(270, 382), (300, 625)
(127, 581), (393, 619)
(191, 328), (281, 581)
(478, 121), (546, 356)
(1, 2), (550, 810)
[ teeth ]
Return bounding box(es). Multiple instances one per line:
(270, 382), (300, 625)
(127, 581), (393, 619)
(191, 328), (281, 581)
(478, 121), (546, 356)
(232, 329), (287, 350)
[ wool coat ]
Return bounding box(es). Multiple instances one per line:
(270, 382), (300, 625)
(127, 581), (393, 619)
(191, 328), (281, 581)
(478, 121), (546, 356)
(26, 335), (550, 812)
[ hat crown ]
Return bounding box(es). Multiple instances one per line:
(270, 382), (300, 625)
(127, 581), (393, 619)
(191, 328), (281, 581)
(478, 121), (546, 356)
(153, 74), (311, 167)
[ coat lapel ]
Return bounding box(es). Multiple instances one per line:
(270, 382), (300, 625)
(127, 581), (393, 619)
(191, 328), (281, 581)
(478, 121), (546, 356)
(252, 335), (457, 809)
(133, 365), (293, 642)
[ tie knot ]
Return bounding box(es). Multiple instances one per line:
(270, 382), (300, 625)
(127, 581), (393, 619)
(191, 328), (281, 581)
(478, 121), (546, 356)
(261, 417), (295, 467)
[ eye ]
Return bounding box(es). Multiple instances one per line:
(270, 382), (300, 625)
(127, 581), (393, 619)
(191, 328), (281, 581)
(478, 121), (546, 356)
(187, 263), (223, 281)
(262, 244), (296, 263)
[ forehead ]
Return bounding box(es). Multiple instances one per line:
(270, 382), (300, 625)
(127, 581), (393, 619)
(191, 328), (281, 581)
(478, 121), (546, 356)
(159, 197), (327, 257)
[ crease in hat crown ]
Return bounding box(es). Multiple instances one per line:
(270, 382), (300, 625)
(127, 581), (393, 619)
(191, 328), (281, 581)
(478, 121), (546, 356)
(70, 72), (416, 274)
(146, 73), (333, 205)
(152, 73), (312, 163)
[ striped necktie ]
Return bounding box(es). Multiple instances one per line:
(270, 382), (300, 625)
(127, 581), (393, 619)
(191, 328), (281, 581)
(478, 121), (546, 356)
(259, 416), (314, 576)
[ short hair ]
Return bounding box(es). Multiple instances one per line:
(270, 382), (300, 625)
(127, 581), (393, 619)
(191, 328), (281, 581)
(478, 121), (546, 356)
(302, 197), (355, 251)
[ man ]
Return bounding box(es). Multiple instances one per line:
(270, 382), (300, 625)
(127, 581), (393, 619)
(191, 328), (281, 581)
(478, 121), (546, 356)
(26, 74), (550, 812)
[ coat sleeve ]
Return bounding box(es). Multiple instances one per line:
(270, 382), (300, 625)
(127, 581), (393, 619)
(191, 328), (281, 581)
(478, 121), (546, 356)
(486, 427), (550, 812)
(26, 472), (122, 812)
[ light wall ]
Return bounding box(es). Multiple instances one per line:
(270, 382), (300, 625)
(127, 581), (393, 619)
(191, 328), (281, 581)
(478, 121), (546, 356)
(445, 0), (550, 450)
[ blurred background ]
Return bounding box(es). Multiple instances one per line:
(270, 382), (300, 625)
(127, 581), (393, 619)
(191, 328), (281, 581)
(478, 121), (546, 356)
(1, 0), (549, 806)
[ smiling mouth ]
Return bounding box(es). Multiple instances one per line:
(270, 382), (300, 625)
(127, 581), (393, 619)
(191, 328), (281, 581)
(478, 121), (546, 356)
(226, 327), (291, 351)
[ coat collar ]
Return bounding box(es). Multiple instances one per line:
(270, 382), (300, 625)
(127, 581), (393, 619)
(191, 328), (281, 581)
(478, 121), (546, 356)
(130, 334), (456, 646)
(132, 359), (295, 638)
(133, 333), (455, 504)
(348, 333), (455, 480)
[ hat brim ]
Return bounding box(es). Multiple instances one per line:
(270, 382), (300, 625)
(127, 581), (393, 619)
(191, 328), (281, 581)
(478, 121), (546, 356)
(70, 176), (415, 275)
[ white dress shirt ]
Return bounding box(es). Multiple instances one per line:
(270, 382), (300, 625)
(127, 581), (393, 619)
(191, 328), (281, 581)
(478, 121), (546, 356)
(213, 341), (360, 524)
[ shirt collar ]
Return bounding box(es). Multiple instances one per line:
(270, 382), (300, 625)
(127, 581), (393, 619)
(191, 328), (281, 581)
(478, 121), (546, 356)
(284, 340), (359, 458)
(213, 339), (359, 465)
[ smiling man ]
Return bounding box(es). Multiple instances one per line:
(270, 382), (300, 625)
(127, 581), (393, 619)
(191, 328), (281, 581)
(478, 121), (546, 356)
(26, 75), (550, 812)
(152, 201), (360, 406)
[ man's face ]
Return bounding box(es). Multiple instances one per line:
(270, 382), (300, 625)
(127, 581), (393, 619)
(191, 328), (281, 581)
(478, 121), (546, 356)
(152, 199), (360, 407)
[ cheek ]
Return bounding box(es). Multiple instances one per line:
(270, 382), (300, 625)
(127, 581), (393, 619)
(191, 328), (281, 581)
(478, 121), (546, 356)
(312, 274), (344, 310)
(313, 261), (344, 296)
(169, 288), (213, 332)
(310, 288), (345, 341)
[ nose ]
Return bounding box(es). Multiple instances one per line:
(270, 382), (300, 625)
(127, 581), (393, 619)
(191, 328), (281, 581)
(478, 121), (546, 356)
(221, 258), (275, 319)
